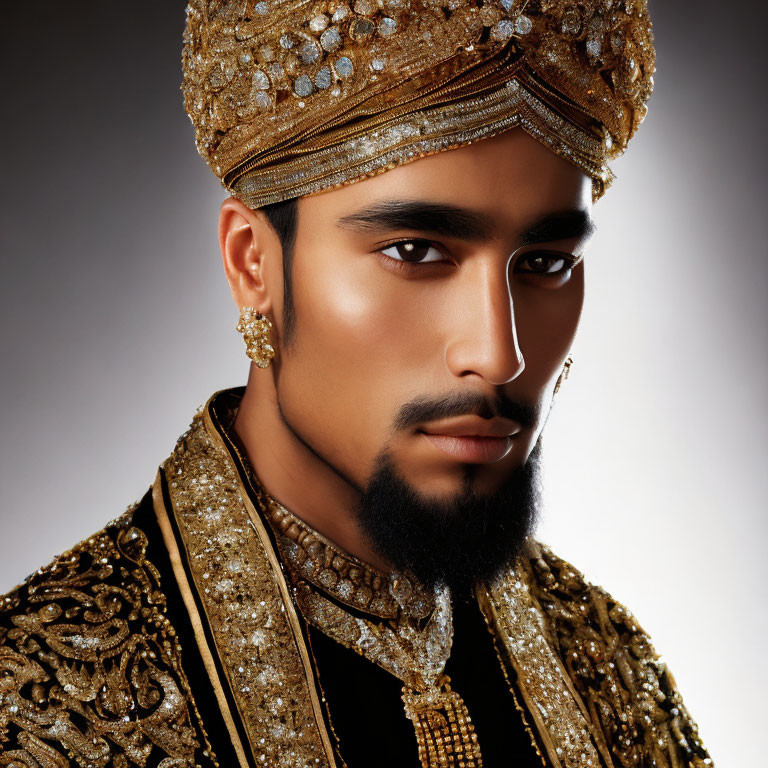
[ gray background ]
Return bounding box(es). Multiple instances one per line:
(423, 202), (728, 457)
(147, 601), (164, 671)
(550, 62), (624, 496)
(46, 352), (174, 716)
(1, 3), (765, 764)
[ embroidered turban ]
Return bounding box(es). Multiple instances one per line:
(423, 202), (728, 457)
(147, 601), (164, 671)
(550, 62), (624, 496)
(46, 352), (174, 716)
(182, 0), (654, 206)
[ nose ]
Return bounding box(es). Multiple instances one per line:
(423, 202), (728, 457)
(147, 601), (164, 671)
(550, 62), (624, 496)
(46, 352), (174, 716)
(444, 259), (525, 385)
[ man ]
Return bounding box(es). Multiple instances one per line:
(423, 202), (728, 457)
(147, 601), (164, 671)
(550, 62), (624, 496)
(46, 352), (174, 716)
(0, 1), (712, 766)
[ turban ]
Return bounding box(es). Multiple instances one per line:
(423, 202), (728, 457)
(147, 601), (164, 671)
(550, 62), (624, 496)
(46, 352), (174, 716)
(182, 0), (654, 206)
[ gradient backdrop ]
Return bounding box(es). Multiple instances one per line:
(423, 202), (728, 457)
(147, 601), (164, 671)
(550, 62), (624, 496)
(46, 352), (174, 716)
(1, 3), (765, 764)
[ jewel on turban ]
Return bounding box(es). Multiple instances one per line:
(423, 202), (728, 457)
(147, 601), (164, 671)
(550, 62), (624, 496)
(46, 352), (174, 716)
(182, 0), (654, 206)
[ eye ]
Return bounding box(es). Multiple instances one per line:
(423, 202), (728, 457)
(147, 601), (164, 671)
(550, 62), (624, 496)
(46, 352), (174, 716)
(379, 239), (449, 265)
(515, 250), (576, 275)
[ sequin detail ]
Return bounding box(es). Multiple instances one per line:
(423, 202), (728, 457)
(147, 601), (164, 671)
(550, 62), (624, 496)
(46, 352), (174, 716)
(522, 544), (714, 768)
(482, 562), (602, 768)
(182, 0), (655, 205)
(233, 77), (611, 207)
(161, 411), (333, 768)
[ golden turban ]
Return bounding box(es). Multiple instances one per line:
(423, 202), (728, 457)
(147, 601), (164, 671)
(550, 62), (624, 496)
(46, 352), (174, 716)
(182, 0), (654, 206)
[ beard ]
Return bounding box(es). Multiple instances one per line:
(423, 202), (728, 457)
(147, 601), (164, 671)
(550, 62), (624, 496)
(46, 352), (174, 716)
(353, 438), (542, 597)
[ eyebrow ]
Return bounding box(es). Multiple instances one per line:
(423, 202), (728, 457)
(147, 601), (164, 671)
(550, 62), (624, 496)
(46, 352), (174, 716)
(335, 199), (595, 246)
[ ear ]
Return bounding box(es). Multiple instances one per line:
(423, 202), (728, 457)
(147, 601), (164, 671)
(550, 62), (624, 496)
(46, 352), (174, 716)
(218, 196), (283, 315)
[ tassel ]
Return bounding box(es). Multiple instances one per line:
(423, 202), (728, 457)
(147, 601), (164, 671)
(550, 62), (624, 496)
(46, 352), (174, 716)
(402, 676), (483, 768)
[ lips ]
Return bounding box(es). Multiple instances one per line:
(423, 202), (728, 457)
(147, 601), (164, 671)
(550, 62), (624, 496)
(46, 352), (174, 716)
(420, 432), (513, 463)
(418, 416), (521, 463)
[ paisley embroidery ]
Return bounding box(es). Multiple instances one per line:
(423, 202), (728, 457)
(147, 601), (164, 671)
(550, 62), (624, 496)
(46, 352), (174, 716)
(523, 544), (712, 768)
(0, 511), (214, 767)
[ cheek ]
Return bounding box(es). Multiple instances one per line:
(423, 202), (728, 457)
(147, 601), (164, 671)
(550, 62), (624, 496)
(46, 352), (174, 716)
(292, 249), (445, 376)
(277, 251), (435, 474)
(514, 266), (585, 378)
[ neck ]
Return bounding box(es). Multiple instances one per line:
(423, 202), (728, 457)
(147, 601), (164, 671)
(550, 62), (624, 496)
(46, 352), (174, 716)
(233, 368), (395, 574)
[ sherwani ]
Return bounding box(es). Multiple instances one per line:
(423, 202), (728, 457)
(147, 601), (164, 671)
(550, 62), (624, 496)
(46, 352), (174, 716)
(0, 389), (711, 768)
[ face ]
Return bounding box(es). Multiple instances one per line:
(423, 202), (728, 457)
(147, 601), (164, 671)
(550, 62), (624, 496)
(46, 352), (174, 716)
(262, 129), (593, 588)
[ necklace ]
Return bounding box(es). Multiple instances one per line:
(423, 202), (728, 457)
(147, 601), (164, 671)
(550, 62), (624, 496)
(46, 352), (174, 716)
(254, 486), (484, 768)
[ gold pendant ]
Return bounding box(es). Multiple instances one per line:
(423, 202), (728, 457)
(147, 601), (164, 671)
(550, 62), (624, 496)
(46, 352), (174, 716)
(402, 675), (483, 768)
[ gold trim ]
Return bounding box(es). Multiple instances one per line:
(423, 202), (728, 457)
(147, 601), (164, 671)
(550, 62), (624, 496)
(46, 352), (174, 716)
(233, 77), (610, 208)
(152, 473), (252, 768)
(480, 557), (604, 768)
(203, 407), (338, 767)
(158, 395), (337, 768)
(475, 582), (548, 768)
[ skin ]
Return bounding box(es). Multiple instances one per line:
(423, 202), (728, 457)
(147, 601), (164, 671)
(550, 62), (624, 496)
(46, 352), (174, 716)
(220, 128), (594, 573)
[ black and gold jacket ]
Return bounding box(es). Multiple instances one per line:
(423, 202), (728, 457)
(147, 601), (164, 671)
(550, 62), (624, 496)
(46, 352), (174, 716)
(0, 390), (712, 768)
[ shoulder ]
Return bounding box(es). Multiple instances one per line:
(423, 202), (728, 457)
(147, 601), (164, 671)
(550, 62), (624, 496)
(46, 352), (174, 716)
(523, 540), (713, 768)
(0, 498), (213, 765)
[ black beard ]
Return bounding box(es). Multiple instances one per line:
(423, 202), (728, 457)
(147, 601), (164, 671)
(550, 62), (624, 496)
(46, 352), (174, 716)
(354, 438), (542, 597)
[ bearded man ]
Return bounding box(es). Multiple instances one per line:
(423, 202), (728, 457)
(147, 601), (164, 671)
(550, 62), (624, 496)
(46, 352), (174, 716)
(0, 1), (712, 767)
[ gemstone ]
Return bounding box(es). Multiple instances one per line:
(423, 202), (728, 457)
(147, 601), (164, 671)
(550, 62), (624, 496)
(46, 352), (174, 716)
(378, 17), (397, 36)
(335, 56), (354, 78)
(355, 585), (372, 605)
(491, 19), (515, 41)
(350, 18), (375, 40)
(586, 38), (601, 57)
(309, 14), (329, 32)
(371, 57), (385, 71)
(320, 27), (342, 51)
(252, 69), (270, 90)
(479, 5), (498, 24)
(279, 34), (294, 49)
(239, 51), (253, 66)
(501, 0), (515, 10)
(314, 67), (332, 89)
(318, 568), (338, 588)
(353, 0), (376, 15)
(254, 91), (272, 110)
(515, 14), (533, 34)
(391, 576), (413, 604)
(561, 9), (581, 35)
(267, 62), (285, 80)
(298, 41), (321, 64)
(332, 5), (350, 22)
(254, 1), (269, 14)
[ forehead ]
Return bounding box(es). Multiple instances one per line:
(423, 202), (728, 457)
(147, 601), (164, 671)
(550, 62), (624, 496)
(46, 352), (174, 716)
(300, 128), (592, 237)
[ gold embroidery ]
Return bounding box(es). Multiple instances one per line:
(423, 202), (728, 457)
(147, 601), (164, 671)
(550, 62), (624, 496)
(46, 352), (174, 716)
(525, 544), (713, 768)
(481, 551), (603, 768)
(161, 408), (337, 768)
(0, 511), (213, 767)
(476, 598), (548, 768)
(182, 0), (655, 205)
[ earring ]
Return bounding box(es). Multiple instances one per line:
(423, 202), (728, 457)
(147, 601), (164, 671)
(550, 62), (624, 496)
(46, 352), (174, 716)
(236, 307), (275, 368)
(553, 355), (574, 395)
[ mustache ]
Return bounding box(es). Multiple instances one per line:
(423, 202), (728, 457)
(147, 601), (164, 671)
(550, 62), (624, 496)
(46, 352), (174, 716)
(393, 391), (540, 431)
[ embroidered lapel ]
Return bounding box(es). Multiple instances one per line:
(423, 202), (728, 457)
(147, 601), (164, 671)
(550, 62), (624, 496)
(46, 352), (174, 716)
(153, 400), (337, 768)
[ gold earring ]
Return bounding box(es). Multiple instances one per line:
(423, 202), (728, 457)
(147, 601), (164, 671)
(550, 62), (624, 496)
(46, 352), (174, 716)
(236, 307), (275, 368)
(553, 355), (574, 395)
